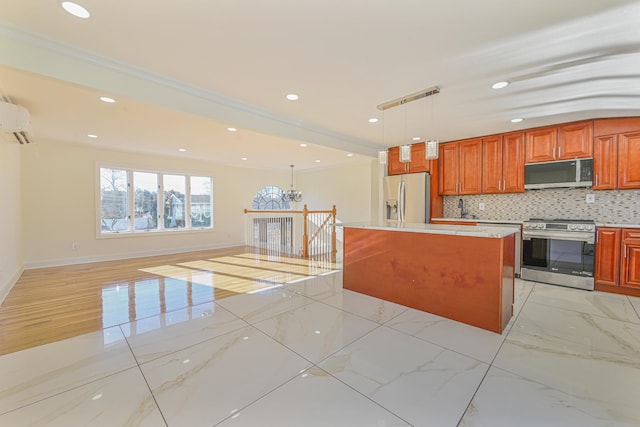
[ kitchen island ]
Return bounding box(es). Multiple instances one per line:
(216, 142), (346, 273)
(340, 222), (518, 333)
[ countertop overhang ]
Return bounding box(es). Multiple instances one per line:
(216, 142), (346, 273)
(337, 221), (520, 238)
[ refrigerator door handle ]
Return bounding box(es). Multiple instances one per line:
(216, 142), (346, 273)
(399, 179), (406, 223)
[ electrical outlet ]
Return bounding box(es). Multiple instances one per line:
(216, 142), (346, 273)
(585, 194), (595, 203)
(479, 203), (486, 211)
(71, 243), (78, 251)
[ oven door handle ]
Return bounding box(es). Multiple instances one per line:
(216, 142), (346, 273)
(522, 231), (595, 244)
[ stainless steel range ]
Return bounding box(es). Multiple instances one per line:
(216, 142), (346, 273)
(521, 218), (596, 290)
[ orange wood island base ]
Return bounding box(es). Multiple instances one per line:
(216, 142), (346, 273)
(342, 224), (516, 333)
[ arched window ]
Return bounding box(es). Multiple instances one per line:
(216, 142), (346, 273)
(251, 186), (291, 210)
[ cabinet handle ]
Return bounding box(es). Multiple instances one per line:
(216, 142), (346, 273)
(624, 244), (627, 259)
(502, 179), (506, 191)
(595, 174), (599, 186)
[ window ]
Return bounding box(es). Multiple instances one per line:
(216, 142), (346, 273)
(251, 186), (290, 210)
(99, 166), (213, 235)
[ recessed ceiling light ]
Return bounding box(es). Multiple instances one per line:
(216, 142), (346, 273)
(178, 148), (187, 152)
(299, 143), (307, 147)
(368, 118), (379, 123)
(511, 118), (524, 123)
(227, 127), (237, 132)
(286, 94), (299, 101)
(61, 1), (90, 18)
(492, 81), (510, 89)
(315, 159), (321, 163)
(412, 137), (421, 141)
(241, 157), (248, 161)
(99, 96), (115, 103)
(347, 153), (354, 157)
(87, 134), (98, 139)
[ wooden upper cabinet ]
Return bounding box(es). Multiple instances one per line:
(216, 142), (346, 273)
(481, 135), (502, 194)
(618, 131), (640, 189)
(595, 228), (621, 287)
(593, 135), (617, 190)
(387, 146), (405, 175)
(407, 143), (429, 173)
(387, 143), (429, 175)
(482, 132), (524, 194)
(525, 127), (557, 163)
(459, 139), (483, 194)
(557, 121), (593, 159)
(525, 121), (593, 163)
(438, 142), (460, 195)
(502, 132), (525, 193)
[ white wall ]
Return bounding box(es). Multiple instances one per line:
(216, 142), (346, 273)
(21, 139), (287, 268)
(296, 160), (376, 223)
(0, 138), (23, 303)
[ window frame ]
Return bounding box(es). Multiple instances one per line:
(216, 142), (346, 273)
(96, 163), (214, 238)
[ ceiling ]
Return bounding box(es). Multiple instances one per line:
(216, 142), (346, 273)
(1, 0), (640, 171)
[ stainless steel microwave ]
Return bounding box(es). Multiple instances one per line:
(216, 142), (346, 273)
(524, 158), (593, 189)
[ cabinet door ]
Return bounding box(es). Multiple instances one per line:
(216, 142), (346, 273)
(481, 135), (502, 194)
(502, 132), (525, 193)
(408, 143), (429, 173)
(593, 135), (617, 190)
(618, 131), (640, 189)
(525, 127), (557, 163)
(459, 139), (483, 194)
(557, 120), (593, 159)
(595, 228), (621, 287)
(622, 229), (640, 289)
(387, 146), (406, 175)
(438, 143), (459, 195)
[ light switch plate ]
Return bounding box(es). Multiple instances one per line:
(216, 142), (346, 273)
(586, 194), (595, 203)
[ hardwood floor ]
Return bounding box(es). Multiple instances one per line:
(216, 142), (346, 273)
(0, 246), (338, 356)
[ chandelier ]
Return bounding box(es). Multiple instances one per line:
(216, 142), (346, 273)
(283, 164), (302, 202)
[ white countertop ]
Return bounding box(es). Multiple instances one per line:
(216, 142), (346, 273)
(596, 223), (640, 229)
(338, 221), (520, 238)
(431, 218), (524, 225)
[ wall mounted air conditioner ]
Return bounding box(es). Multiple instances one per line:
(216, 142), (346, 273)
(0, 100), (30, 132)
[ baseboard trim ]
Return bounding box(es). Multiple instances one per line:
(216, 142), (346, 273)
(23, 242), (246, 270)
(0, 265), (24, 305)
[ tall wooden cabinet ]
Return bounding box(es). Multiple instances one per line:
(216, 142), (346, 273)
(481, 132), (525, 194)
(438, 139), (482, 195)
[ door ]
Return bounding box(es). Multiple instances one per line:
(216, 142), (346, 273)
(439, 143), (459, 195)
(383, 174), (402, 221)
(402, 172), (429, 224)
(618, 131), (640, 189)
(482, 135), (502, 193)
(595, 228), (621, 286)
(593, 135), (617, 190)
(526, 127), (557, 163)
(557, 121), (593, 159)
(459, 139), (483, 194)
(502, 132), (525, 193)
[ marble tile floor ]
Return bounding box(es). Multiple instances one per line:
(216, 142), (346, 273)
(1, 272), (639, 426)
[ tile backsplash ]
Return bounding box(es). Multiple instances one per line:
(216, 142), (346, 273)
(443, 188), (640, 224)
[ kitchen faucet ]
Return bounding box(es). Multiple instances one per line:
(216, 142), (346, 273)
(458, 198), (468, 218)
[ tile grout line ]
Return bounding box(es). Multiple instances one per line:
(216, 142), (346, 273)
(455, 281), (536, 427)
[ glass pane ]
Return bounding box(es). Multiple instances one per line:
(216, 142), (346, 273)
(134, 171), (158, 230)
(190, 176), (212, 228)
(100, 168), (129, 232)
(251, 186), (290, 210)
(164, 174), (186, 229)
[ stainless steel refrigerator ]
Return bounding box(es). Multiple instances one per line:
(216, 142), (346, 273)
(383, 172), (430, 223)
